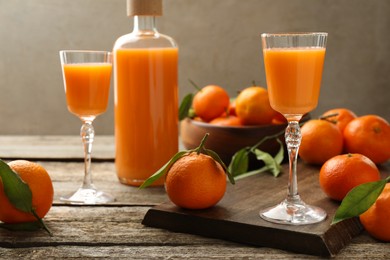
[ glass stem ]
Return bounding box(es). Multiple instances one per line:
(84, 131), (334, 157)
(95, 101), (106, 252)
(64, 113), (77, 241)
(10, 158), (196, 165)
(285, 120), (302, 202)
(80, 121), (95, 190)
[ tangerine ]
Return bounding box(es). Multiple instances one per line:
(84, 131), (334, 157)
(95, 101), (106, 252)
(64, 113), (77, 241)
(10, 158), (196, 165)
(165, 152), (227, 209)
(209, 115), (242, 126)
(343, 115), (390, 164)
(299, 119), (343, 165)
(228, 99), (237, 116)
(0, 160), (54, 223)
(319, 154), (380, 201)
(235, 86), (277, 125)
(192, 85), (230, 122)
(359, 183), (390, 242)
(271, 111), (287, 125)
(321, 108), (357, 132)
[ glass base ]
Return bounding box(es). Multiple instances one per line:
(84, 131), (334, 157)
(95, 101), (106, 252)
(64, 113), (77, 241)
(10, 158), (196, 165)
(260, 197), (327, 225)
(60, 187), (115, 205)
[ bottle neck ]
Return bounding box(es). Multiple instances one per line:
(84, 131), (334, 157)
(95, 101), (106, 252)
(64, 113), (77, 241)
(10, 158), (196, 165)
(132, 16), (158, 36)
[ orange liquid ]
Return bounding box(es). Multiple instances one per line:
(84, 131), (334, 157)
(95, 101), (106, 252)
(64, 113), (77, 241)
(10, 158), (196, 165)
(263, 47), (325, 115)
(114, 48), (178, 186)
(63, 63), (112, 118)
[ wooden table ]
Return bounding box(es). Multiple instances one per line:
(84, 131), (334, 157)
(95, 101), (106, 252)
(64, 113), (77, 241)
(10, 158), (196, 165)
(0, 135), (389, 259)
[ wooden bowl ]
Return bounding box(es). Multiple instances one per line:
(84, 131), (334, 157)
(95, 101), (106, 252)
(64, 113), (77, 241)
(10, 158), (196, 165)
(180, 115), (310, 165)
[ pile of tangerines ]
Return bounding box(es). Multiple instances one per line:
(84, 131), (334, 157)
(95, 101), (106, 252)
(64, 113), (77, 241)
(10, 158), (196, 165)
(191, 84), (285, 126)
(300, 108), (390, 242)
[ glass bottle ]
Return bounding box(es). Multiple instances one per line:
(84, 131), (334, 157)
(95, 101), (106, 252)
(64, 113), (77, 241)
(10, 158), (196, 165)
(113, 0), (178, 186)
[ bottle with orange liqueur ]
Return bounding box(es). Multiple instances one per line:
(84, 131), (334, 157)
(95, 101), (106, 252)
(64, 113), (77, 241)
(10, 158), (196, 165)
(113, 0), (178, 186)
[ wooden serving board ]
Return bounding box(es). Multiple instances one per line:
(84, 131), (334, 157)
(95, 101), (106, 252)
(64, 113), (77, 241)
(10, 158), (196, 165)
(142, 163), (363, 257)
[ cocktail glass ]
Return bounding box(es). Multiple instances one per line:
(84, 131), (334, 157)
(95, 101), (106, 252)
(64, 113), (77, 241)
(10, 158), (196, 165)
(260, 32), (328, 224)
(59, 50), (115, 204)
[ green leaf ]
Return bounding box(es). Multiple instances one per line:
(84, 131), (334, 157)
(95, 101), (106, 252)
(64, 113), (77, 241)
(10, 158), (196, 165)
(252, 149), (282, 177)
(0, 159), (33, 213)
(228, 138), (284, 180)
(178, 93), (194, 121)
(228, 148), (249, 177)
(205, 148), (235, 185)
(234, 166), (268, 181)
(332, 179), (387, 225)
(139, 151), (189, 189)
(0, 221), (42, 232)
(234, 138), (284, 180)
(274, 139), (284, 165)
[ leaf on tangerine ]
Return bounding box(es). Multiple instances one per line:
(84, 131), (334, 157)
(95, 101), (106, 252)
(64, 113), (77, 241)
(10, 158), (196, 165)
(205, 148), (235, 185)
(139, 151), (189, 189)
(332, 179), (387, 225)
(0, 159), (33, 213)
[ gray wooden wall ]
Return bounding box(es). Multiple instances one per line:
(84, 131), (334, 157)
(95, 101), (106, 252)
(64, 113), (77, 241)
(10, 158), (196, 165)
(0, 0), (389, 135)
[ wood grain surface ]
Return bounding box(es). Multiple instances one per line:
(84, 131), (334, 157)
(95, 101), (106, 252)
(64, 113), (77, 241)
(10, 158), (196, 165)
(0, 136), (389, 259)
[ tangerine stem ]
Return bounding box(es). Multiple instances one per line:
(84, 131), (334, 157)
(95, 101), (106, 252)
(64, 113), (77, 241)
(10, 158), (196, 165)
(250, 129), (285, 153)
(319, 113), (338, 120)
(188, 79), (202, 92)
(196, 133), (209, 155)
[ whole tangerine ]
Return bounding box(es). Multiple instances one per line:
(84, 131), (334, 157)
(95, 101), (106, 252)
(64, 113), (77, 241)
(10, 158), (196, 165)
(299, 119), (343, 165)
(319, 154), (381, 201)
(165, 152), (227, 209)
(0, 160), (54, 223)
(192, 85), (230, 122)
(235, 86), (277, 125)
(343, 115), (390, 164)
(360, 183), (390, 242)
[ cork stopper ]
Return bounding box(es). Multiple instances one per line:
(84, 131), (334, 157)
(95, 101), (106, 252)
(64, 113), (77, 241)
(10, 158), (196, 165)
(127, 0), (162, 16)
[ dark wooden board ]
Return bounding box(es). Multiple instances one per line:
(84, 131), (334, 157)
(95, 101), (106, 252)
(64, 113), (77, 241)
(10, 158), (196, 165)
(142, 163), (365, 257)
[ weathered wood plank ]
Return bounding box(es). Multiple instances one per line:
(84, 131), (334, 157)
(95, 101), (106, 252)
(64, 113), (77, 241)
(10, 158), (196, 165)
(0, 245), (325, 259)
(1, 244), (386, 259)
(38, 161), (167, 205)
(0, 135), (115, 161)
(0, 135), (186, 161)
(0, 136), (389, 259)
(0, 206), (389, 259)
(0, 207), (210, 245)
(0, 204), (389, 258)
(0, 208), (389, 259)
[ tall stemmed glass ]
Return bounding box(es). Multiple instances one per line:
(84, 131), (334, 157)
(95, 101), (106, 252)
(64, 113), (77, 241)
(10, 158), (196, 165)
(59, 50), (115, 204)
(260, 33), (328, 224)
